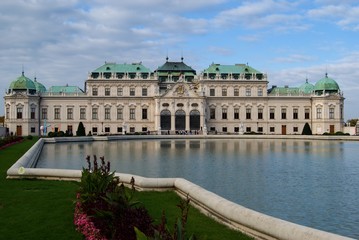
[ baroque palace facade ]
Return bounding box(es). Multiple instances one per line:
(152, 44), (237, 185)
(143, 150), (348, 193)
(4, 58), (344, 136)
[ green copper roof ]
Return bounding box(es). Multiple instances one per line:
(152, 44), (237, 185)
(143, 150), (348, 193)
(34, 79), (46, 93)
(9, 72), (36, 90)
(155, 60), (196, 73)
(47, 85), (84, 93)
(299, 79), (314, 94)
(203, 63), (261, 74)
(314, 74), (340, 92)
(268, 86), (300, 96)
(92, 62), (151, 73)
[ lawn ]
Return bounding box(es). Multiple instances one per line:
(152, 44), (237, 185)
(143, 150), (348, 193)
(0, 137), (252, 240)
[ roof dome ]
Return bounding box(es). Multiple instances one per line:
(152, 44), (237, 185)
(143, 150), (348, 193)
(299, 79), (314, 94)
(314, 73), (340, 92)
(9, 72), (36, 91)
(34, 78), (46, 93)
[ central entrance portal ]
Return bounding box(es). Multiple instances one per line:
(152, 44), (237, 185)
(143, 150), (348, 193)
(175, 110), (186, 130)
(160, 110), (171, 130)
(190, 110), (200, 130)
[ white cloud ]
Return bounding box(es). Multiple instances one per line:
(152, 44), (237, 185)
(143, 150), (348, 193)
(274, 54), (316, 63)
(307, 4), (359, 31)
(212, 0), (305, 30)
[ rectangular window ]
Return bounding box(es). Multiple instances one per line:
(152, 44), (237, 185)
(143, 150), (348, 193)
(258, 109), (263, 119)
(142, 127), (148, 132)
(234, 108), (239, 119)
(270, 108), (275, 119)
(17, 107), (23, 119)
(246, 108), (251, 119)
(117, 87), (123, 96)
(245, 87), (251, 96)
(80, 108), (86, 120)
(210, 88), (215, 96)
(222, 88), (227, 96)
(92, 87), (98, 96)
(270, 127), (275, 132)
(92, 108), (98, 120)
(105, 108), (111, 120)
(130, 108), (135, 119)
(305, 108), (310, 119)
(6, 107), (9, 119)
(210, 108), (216, 119)
(234, 88), (239, 96)
(54, 108), (60, 120)
(258, 88), (263, 96)
(222, 108), (227, 119)
(246, 127), (251, 133)
(117, 127), (123, 133)
(117, 108), (123, 120)
(67, 108), (73, 120)
(142, 88), (147, 96)
(329, 108), (335, 119)
(222, 127), (227, 132)
(210, 127), (216, 132)
(41, 108), (47, 120)
(258, 127), (263, 132)
(293, 127), (298, 132)
(105, 127), (110, 133)
(30, 107), (36, 119)
(234, 127), (239, 132)
(130, 88), (135, 96)
(293, 109), (298, 119)
(317, 108), (322, 119)
(92, 127), (98, 134)
(31, 127), (36, 133)
(142, 108), (148, 119)
(130, 127), (135, 133)
(281, 108), (287, 119)
(105, 88), (110, 96)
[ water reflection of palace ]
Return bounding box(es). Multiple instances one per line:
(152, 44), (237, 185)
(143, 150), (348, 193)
(5, 59), (344, 136)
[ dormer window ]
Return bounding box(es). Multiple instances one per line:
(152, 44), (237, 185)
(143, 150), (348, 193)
(106, 67), (111, 70)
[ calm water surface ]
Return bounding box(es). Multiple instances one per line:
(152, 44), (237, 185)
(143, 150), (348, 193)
(36, 139), (359, 238)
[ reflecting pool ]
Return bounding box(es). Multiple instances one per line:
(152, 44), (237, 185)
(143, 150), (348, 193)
(36, 139), (359, 238)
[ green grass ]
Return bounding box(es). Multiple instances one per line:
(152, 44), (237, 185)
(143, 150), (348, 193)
(0, 138), (252, 240)
(135, 191), (252, 239)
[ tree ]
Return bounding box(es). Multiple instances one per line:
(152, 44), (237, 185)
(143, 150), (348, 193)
(347, 118), (358, 127)
(76, 122), (86, 136)
(302, 122), (312, 135)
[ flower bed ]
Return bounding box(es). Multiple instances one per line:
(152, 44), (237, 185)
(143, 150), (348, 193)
(74, 155), (194, 240)
(0, 136), (24, 150)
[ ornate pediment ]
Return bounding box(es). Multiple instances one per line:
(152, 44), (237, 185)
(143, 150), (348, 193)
(161, 82), (201, 98)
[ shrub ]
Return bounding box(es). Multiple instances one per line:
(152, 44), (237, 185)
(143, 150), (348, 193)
(75, 155), (155, 240)
(302, 122), (312, 135)
(26, 135), (33, 140)
(76, 122), (86, 136)
(0, 136), (23, 148)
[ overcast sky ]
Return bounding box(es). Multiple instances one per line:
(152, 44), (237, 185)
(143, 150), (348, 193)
(1, 0), (359, 120)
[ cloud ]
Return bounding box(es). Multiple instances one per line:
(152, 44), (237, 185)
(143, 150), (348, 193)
(274, 54), (316, 63)
(212, 0), (306, 31)
(307, 4), (359, 31)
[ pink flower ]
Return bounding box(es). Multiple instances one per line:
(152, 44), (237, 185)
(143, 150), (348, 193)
(74, 198), (107, 240)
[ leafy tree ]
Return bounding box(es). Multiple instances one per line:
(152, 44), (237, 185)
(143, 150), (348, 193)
(302, 122), (312, 135)
(76, 122), (86, 136)
(347, 119), (358, 127)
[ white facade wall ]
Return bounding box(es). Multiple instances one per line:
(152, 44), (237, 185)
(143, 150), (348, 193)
(4, 72), (344, 136)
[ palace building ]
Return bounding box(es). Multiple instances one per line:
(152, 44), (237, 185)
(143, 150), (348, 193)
(4, 58), (344, 136)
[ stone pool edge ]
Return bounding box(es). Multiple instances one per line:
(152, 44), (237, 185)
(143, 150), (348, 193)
(7, 136), (357, 240)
